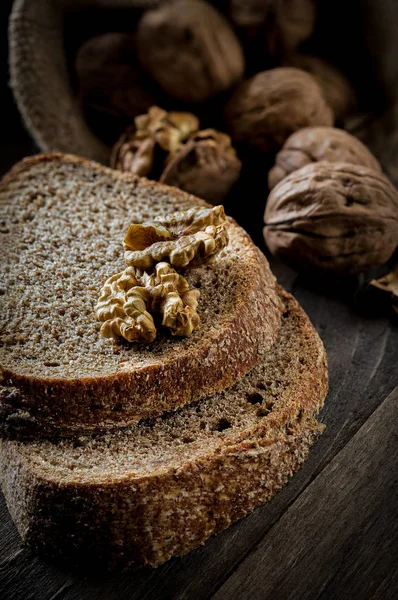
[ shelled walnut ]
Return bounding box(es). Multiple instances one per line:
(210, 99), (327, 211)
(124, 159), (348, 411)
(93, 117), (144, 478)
(111, 106), (199, 177)
(136, 0), (245, 103)
(160, 129), (242, 204)
(111, 107), (241, 203)
(96, 263), (200, 343)
(124, 205), (229, 269)
(76, 33), (156, 142)
(224, 68), (333, 153)
(264, 162), (398, 273)
(284, 55), (356, 121)
(268, 127), (382, 189)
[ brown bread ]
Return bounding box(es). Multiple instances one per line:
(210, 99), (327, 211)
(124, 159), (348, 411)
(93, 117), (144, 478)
(0, 289), (328, 570)
(0, 154), (283, 436)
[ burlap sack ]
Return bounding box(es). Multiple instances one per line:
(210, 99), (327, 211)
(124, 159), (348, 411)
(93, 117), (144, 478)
(8, 0), (398, 169)
(9, 0), (162, 164)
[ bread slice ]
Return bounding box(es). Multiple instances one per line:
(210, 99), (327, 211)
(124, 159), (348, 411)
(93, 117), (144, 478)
(0, 154), (283, 436)
(0, 289), (328, 570)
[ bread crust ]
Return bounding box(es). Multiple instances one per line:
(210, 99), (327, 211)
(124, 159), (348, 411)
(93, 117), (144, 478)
(0, 154), (283, 436)
(0, 290), (328, 569)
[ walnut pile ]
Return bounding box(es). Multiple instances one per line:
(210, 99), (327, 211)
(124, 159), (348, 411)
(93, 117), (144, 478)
(96, 263), (200, 343)
(124, 206), (229, 269)
(112, 107), (241, 203)
(160, 129), (242, 204)
(224, 68), (334, 153)
(284, 55), (357, 121)
(264, 162), (398, 273)
(97, 205), (228, 343)
(268, 127), (382, 189)
(136, 0), (245, 103)
(111, 106), (199, 177)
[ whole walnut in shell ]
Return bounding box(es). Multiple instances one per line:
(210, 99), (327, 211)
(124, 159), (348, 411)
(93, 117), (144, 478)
(284, 55), (356, 121)
(76, 33), (156, 141)
(268, 127), (382, 189)
(264, 162), (398, 273)
(224, 68), (333, 153)
(160, 129), (242, 204)
(136, 0), (245, 103)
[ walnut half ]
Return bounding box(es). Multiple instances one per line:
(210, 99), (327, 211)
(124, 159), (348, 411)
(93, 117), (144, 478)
(124, 205), (229, 270)
(110, 106), (199, 177)
(264, 162), (398, 273)
(96, 263), (200, 343)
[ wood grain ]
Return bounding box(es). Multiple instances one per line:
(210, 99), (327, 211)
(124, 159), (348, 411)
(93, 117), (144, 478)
(213, 387), (398, 600)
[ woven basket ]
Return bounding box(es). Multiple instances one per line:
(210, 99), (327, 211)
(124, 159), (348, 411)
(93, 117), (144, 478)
(8, 0), (398, 171)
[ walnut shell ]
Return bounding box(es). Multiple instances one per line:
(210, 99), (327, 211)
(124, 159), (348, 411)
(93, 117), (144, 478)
(160, 129), (242, 204)
(224, 68), (333, 153)
(136, 0), (245, 103)
(268, 127), (382, 189)
(284, 55), (356, 121)
(264, 162), (398, 273)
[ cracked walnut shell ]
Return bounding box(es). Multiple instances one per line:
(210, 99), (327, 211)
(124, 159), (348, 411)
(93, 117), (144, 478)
(264, 162), (398, 273)
(268, 127), (381, 189)
(124, 206), (228, 270)
(111, 106), (199, 177)
(136, 0), (245, 103)
(160, 129), (242, 204)
(96, 263), (200, 343)
(224, 68), (333, 153)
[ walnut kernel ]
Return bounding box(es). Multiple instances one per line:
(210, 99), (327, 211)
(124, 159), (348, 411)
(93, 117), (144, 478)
(96, 263), (200, 343)
(124, 206), (228, 270)
(111, 106), (199, 177)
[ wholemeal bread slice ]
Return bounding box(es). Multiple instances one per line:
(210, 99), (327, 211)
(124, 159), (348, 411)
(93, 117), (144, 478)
(0, 289), (328, 570)
(0, 154), (283, 436)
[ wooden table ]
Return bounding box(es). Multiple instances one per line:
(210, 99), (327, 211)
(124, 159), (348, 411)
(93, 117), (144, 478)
(0, 135), (397, 600)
